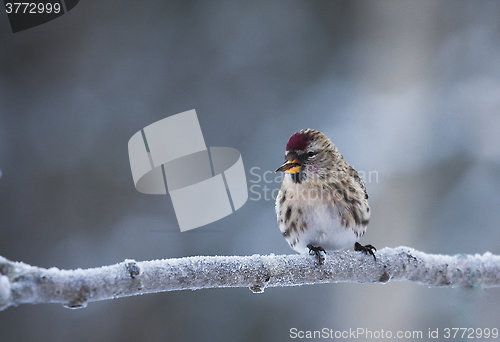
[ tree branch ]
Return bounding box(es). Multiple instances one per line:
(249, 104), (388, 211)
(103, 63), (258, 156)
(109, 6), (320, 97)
(1, 247), (499, 311)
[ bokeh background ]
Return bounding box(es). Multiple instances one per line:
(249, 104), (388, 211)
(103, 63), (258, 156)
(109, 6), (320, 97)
(1, 1), (500, 341)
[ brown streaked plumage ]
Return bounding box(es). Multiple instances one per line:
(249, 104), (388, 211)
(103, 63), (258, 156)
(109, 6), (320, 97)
(275, 129), (375, 264)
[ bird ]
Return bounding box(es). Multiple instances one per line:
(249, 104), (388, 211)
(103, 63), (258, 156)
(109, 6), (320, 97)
(275, 128), (376, 264)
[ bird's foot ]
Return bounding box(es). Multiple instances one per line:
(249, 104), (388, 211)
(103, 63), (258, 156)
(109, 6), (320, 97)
(354, 242), (377, 261)
(307, 244), (326, 265)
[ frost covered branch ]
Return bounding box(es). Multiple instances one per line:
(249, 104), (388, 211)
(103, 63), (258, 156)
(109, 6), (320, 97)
(1, 247), (500, 311)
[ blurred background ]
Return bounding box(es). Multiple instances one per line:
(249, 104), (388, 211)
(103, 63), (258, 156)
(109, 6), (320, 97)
(1, 0), (500, 341)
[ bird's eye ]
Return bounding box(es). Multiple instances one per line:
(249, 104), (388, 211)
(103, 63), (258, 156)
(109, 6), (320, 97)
(307, 151), (316, 158)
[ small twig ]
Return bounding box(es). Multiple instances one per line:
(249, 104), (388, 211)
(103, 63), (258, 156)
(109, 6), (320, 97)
(1, 247), (499, 311)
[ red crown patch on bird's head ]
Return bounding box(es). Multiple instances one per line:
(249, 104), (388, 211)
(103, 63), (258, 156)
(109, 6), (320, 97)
(286, 132), (310, 151)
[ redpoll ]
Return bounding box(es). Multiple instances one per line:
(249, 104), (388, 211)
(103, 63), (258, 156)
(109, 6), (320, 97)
(275, 129), (375, 264)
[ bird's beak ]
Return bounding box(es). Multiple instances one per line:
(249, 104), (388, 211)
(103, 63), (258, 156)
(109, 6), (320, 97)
(275, 159), (302, 174)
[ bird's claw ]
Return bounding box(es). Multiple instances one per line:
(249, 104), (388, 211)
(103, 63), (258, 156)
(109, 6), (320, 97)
(354, 242), (377, 261)
(307, 244), (326, 265)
